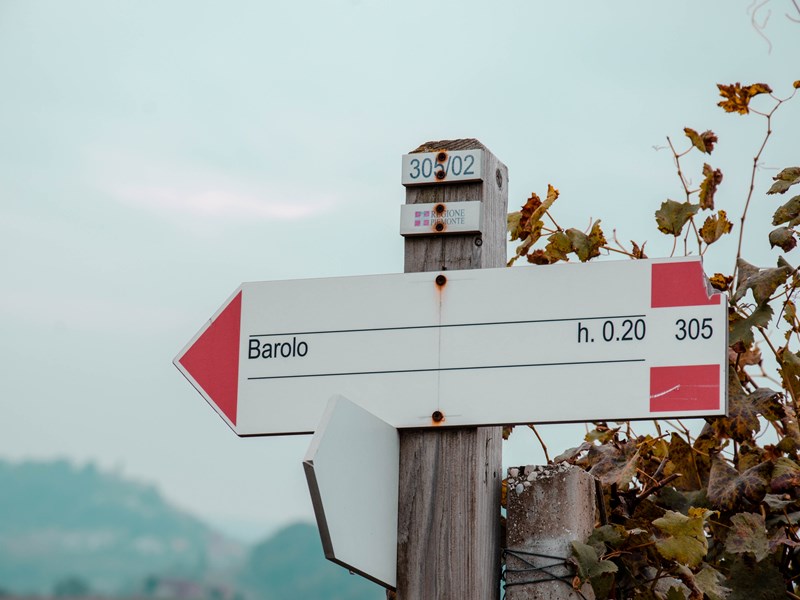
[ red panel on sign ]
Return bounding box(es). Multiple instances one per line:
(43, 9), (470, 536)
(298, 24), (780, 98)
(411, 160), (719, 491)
(651, 261), (720, 308)
(650, 365), (720, 413)
(179, 292), (242, 425)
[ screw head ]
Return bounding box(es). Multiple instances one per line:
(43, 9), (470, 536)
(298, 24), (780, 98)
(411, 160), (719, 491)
(474, 236), (483, 247)
(435, 170), (446, 180)
(434, 203), (445, 213)
(435, 274), (447, 286)
(436, 152), (447, 162)
(432, 410), (444, 423)
(434, 222), (444, 232)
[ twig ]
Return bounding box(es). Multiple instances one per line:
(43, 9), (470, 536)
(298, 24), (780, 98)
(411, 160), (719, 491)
(666, 136), (694, 203)
(637, 474), (683, 501)
(544, 209), (562, 232)
(732, 95), (788, 282)
(528, 425), (551, 464)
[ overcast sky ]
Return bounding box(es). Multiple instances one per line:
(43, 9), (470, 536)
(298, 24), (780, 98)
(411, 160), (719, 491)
(1, 1), (799, 541)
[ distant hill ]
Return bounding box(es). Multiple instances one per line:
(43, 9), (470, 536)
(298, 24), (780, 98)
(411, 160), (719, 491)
(0, 459), (244, 595)
(238, 522), (382, 600)
(0, 460), (384, 599)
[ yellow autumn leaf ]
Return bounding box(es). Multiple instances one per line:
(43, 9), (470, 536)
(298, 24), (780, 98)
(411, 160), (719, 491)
(700, 210), (733, 245)
(717, 82), (771, 115)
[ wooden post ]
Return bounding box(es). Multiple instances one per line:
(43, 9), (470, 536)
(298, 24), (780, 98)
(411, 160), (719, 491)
(395, 139), (507, 599)
(505, 464), (597, 600)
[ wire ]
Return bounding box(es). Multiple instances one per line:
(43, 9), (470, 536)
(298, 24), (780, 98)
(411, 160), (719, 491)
(502, 548), (589, 600)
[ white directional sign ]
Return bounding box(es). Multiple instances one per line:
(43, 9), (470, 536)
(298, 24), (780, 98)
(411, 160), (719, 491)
(174, 257), (727, 436)
(401, 149), (484, 186)
(304, 395), (398, 589)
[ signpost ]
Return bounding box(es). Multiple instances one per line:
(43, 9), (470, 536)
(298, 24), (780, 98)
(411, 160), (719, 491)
(173, 138), (730, 599)
(173, 258), (727, 436)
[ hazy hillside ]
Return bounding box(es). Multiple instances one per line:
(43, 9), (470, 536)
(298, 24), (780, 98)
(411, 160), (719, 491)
(239, 523), (381, 600)
(0, 460), (384, 599)
(0, 459), (244, 595)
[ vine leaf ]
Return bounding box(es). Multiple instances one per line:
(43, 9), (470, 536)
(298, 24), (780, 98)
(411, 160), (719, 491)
(767, 167), (800, 195)
(768, 227), (796, 252)
(655, 200), (700, 236)
(717, 82), (772, 114)
(684, 128), (718, 154)
(748, 387), (784, 422)
(544, 231), (572, 263)
(665, 586), (689, 600)
(699, 164), (723, 209)
(709, 273), (733, 291)
(571, 541), (618, 587)
(712, 366), (760, 440)
(777, 348), (800, 402)
(726, 556), (785, 600)
(770, 456), (800, 494)
(771, 195), (800, 226)
(694, 564), (731, 600)
(729, 303), (773, 346)
(699, 210), (733, 245)
(725, 512), (769, 561)
(587, 445), (640, 488)
(507, 186), (560, 266)
(509, 193), (540, 241)
(630, 240), (647, 259)
(566, 221), (606, 262)
(667, 433), (702, 490)
(653, 508), (713, 568)
(732, 259), (790, 305)
(707, 455), (771, 511)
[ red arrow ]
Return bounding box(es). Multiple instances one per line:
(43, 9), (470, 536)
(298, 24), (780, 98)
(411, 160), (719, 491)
(176, 292), (242, 426)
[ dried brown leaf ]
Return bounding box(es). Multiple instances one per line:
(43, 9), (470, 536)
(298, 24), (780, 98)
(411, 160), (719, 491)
(699, 164), (723, 209)
(684, 128), (718, 154)
(768, 227), (796, 252)
(630, 240), (647, 259)
(709, 273), (733, 291)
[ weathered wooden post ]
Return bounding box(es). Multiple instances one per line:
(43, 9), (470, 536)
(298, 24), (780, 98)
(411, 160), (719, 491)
(395, 139), (507, 599)
(505, 464), (597, 600)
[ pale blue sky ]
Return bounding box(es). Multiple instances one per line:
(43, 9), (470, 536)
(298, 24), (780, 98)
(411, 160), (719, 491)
(1, 1), (798, 540)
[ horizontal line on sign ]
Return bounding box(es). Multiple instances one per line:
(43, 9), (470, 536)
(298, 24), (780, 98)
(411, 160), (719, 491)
(249, 314), (647, 338)
(247, 358), (646, 381)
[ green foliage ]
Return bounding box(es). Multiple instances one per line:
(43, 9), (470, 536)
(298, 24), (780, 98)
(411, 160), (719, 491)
(505, 79), (800, 599)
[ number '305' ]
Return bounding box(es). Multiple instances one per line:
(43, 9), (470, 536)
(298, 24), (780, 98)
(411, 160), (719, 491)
(675, 318), (713, 340)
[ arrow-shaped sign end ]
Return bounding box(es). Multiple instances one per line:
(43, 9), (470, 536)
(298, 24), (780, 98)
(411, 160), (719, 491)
(175, 291), (242, 427)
